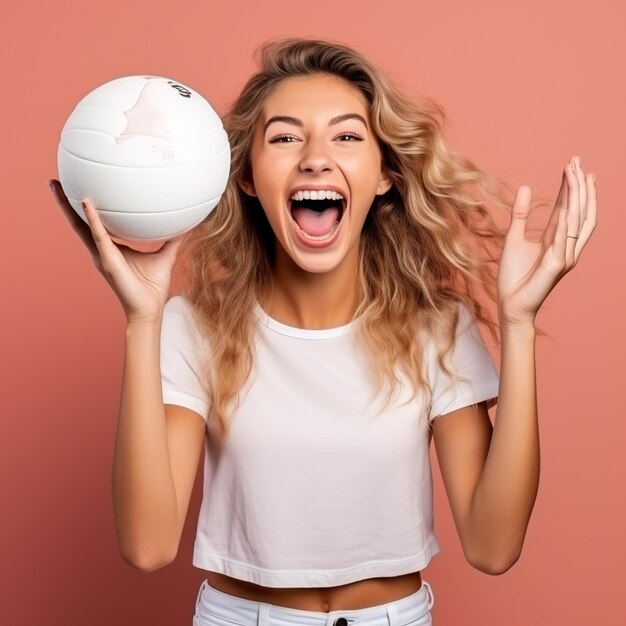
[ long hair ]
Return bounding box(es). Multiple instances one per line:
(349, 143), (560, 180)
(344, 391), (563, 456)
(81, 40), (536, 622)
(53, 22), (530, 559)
(177, 38), (548, 442)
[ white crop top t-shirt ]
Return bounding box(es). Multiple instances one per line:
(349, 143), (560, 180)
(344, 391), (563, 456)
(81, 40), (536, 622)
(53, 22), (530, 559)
(160, 296), (499, 587)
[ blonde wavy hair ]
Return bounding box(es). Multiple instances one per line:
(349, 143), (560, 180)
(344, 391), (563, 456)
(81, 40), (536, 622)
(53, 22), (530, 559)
(177, 37), (548, 442)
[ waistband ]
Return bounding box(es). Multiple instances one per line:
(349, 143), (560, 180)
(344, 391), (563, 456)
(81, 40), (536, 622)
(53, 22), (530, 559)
(195, 579), (435, 626)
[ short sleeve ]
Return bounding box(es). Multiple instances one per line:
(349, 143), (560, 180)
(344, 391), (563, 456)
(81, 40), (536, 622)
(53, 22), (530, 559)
(427, 303), (499, 421)
(160, 296), (211, 421)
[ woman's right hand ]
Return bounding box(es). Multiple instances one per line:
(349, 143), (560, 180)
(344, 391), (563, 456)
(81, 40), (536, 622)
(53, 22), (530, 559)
(49, 179), (185, 324)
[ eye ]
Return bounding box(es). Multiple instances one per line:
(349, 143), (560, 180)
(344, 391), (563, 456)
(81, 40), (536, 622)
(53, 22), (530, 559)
(335, 132), (363, 141)
(268, 134), (300, 143)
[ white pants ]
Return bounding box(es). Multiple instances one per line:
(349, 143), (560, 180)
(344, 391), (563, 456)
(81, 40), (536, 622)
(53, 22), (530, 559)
(193, 579), (435, 626)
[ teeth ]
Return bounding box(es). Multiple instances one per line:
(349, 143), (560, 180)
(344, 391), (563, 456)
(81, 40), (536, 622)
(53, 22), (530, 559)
(290, 190), (345, 201)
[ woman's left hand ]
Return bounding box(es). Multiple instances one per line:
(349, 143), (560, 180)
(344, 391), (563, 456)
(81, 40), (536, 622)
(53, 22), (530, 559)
(497, 155), (597, 326)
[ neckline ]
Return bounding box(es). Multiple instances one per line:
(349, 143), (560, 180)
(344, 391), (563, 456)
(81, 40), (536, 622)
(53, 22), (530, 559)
(253, 302), (357, 339)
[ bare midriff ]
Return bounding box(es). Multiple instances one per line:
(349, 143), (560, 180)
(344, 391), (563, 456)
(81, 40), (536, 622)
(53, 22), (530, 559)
(206, 570), (423, 612)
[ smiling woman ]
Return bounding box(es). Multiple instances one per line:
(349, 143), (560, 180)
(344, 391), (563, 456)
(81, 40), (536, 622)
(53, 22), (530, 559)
(239, 73), (391, 276)
(50, 37), (597, 626)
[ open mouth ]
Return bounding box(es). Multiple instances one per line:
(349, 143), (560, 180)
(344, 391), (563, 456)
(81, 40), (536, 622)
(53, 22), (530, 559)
(289, 193), (346, 241)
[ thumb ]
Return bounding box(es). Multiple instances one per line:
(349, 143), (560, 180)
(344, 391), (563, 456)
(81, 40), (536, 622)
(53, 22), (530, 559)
(507, 185), (532, 242)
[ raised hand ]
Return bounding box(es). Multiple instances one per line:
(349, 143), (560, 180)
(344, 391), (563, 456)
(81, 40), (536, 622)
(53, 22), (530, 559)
(496, 156), (597, 326)
(49, 179), (185, 323)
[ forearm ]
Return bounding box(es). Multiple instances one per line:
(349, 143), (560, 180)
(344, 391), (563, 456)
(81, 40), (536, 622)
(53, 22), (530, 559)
(468, 322), (540, 570)
(112, 319), (178, 569)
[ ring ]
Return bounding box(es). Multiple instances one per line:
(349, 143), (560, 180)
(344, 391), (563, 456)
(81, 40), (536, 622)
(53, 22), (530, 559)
(566, 235), (579, 240)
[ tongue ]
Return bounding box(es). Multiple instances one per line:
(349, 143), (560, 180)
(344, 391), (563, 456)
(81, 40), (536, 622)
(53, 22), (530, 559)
(292, 206), (341, 236)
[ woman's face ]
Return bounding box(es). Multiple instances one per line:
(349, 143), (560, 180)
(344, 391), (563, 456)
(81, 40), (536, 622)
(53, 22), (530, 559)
(240, 73), (391, 275)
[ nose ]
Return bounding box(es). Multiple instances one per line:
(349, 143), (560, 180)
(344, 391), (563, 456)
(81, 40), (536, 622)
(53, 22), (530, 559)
(298, 137), (334, 174)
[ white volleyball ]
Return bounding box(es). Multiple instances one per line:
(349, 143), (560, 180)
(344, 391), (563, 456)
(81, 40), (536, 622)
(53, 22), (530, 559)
(57, 75), (230, 250)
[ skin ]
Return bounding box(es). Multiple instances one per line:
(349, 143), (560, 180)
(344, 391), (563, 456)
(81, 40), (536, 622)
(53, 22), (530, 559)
(49, 72), (597, 612)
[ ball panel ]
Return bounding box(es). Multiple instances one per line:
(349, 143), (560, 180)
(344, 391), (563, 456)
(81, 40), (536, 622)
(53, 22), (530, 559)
(75, 76), (151, 109)
(76, 76), (215, 112)
(68, 197), (220, 241)
(62, 106), (129, 137)
(61, 76), (229, 167)
(61, 113), (229, 167)
(58, 144), (230, 213)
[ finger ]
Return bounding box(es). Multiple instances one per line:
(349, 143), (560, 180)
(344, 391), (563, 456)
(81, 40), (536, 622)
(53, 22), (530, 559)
(541, 166), (569, 248)
(81, 199), (127, 270)
(564, 162), (580, 268)
(507, 185), (532, 243)
(49, 179), (98, 258)
(552, 206), (569, 270)
(573, 157), (587, 226)
(573, 173), (597, 264)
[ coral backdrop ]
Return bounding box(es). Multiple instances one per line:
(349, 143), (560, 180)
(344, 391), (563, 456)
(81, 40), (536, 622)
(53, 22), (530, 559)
(1, 1), (623, 625)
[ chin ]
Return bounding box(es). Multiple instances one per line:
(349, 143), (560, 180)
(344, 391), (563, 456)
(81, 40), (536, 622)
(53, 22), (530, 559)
(290, 254), (346, 275)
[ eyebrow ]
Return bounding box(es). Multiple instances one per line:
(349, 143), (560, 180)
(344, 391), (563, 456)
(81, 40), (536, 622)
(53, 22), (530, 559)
(263, 113), (368, 133)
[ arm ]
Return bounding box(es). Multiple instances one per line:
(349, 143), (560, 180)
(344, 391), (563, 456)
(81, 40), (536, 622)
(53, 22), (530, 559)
(433, 156), (596, 574)
(49, 181), (207, 572)
(432, 321), (538, 574)
(112, 319), (206, 572)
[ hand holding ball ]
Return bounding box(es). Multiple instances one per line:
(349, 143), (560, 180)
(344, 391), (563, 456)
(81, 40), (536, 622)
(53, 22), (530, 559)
(57, 75), (230, 251)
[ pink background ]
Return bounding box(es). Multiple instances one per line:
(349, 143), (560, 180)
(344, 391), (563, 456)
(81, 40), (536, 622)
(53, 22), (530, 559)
(1, 1), (623, 624)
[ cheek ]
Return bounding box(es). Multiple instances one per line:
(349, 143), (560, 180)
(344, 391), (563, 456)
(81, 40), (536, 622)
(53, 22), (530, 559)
(338, 150), (382, 179)
(252, 156), (288, 197)
(255, 188), (285, 234)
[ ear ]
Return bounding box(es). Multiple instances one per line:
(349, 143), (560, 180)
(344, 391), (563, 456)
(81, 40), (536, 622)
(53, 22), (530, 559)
(238, 178), (257, 197)
(375, 168), (393, 196)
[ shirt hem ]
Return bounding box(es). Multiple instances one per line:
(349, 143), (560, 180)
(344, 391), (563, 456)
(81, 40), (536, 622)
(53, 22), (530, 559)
(192, 538), (441, 587)
(430, 381), (499, 421)
(162, 388), (209, 422)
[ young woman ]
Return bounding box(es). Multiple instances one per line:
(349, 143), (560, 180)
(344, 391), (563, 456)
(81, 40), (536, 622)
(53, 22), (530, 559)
(49, 38), (596, 626)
